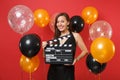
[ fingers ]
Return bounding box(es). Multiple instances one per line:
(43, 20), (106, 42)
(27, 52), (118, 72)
(64, 59), (77, 66)
(64, 64), (71, 65)
(72, 58), (77, 65)
(42, 41), (48, 49)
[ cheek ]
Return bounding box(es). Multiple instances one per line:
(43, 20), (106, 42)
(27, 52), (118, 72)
(58, 27), (67, 31)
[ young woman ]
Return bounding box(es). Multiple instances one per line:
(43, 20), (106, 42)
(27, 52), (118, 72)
(42, 12), (88, 80)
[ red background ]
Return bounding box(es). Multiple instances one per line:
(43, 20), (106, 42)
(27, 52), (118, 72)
(0, 0), (120, 80)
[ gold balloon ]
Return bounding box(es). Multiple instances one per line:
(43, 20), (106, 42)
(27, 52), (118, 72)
(20, 55), (40, 73)
(90, 37), (115, 63)
(34, 9), (50, 27)
(81, 6), (98, 24)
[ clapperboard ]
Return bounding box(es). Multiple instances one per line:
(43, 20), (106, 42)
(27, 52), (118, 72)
(44, 34), (73, 64)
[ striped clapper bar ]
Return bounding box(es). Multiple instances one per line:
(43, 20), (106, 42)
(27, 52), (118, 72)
(44, 35), (73, 64)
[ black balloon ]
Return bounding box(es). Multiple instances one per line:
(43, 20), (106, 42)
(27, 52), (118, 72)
(86, 54), (107, 74)
(19, 34), (41, 58)
(70, 15), (84, 33)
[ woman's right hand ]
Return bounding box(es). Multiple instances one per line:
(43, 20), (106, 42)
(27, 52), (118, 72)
(42, 41), (48, 49)
(42, 41), (48, 58)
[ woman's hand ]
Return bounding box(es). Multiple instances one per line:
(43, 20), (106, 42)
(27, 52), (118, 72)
(64, 58), (77, 66)
(72, 58), (77, 65)
(42, 41), (48, 58)
(42, 41), (48, 49)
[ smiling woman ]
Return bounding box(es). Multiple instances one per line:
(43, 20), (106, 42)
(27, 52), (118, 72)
(0, 0), (119, 80)
(42, 12), (88, 80)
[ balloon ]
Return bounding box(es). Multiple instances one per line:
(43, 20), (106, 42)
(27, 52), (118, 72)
(19, 34), (41, 58)
(89, 20), (112, 40)
(34, 9), (50, 27)
(86, 54), (107, 74)
(81, 6), (98, 24)
(20, 55), (40, 73)
(70, 15), (85, 33)
(8, 5), (34, 34)
(90, 37), (115, 63)
(49, 13), (59, 32)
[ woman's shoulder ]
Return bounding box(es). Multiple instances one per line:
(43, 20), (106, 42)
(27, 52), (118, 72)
(72, 32), (80, 37)
(71, 32), (81, 41)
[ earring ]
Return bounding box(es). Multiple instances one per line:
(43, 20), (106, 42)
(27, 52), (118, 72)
(67, 26), (69, 29)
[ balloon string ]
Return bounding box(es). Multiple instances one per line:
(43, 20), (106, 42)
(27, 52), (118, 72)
(98, 73), (101, 80)
(21, 71), (23, 80)
(88, 24), (92, 51)
(29, 72), (32, 80)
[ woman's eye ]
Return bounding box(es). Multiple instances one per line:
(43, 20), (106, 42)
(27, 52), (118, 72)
(61, 21), (64, 23)
(57, 21), (64, 23)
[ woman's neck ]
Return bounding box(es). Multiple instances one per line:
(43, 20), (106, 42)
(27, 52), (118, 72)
(60, 30), (70, 36)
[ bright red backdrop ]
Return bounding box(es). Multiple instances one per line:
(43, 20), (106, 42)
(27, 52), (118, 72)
(0, 0), (120, 80)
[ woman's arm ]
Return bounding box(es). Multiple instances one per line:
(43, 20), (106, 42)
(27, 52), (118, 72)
(73, 33), (88, 65)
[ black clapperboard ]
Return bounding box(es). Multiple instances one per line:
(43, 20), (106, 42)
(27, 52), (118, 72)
(44, 34), (73, 64)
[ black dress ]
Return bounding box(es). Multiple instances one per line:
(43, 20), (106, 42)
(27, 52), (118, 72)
(47, 32), (76, 80)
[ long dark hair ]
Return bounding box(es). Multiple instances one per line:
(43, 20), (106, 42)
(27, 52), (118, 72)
(54, 12), (72, 38)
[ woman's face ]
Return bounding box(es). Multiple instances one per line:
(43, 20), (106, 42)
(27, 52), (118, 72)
(56, 16), (69, 32)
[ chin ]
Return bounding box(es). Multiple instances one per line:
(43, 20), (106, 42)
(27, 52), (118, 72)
(59, 29), (64, 32)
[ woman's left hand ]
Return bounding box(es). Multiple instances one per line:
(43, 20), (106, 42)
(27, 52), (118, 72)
(64, 58), (77, 66)
(72, 58), (77, 65)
